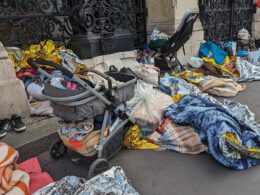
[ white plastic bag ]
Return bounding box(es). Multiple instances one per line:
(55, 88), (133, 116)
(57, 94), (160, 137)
(188, 57), (204, 68)
(238, 28), (250, 40)
(151, 27), (169, 41)
(248, 50), (260, 66)
(127, 81), (173, 126)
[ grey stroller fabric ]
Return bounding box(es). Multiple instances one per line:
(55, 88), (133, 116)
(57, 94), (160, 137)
(43, 72), (136, 121)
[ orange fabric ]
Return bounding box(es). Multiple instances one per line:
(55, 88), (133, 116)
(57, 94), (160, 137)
(257, 0), (260, 8)
(0, 142), (30, 195)
(0, 147), (17, 165)
(16, 182), (30, 195)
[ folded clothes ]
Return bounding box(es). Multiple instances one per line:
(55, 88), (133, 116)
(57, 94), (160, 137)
(30, 101), (54, 116)
(165, 95), (260, 170)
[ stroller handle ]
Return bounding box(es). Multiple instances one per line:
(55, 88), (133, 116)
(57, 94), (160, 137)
(27, 58), (73, 78)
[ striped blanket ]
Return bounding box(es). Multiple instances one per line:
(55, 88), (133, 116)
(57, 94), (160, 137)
(148, 118), (207, 154)
(0, 142), (30, 195)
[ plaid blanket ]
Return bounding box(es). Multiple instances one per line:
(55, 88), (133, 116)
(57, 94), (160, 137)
(0, 142), (30, 195)
(148, 118), (207, 154)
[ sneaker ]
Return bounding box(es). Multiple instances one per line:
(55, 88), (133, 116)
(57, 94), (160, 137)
(0, 119), (12, 138)
(11, 115), (27, 132)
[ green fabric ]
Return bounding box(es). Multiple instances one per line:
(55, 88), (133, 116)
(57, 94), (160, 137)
(149, 39), (168, 50)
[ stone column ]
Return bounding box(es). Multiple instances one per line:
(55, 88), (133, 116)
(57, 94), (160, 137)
(0, 42), (30, 119)
(252, 3), (260, 40)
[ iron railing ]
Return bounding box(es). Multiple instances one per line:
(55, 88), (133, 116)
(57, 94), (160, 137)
(0, 0), (147, 48)
(199, 0), (256, 41)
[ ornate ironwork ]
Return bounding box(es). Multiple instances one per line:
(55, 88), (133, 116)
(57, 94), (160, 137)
(73, 0), (147, 48)
(199, 0), (256, 41)
(0, 0), (74, 46)
(0, 0), (147, 49)
(128, 0), (147, 49)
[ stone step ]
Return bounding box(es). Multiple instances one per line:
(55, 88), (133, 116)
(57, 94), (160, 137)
(1, 116), (60, 162)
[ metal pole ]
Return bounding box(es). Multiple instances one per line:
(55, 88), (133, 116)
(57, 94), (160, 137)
(229, 0), (235, 41)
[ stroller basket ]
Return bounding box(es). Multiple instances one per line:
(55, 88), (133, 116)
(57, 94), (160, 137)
(43, 72), (137, 121)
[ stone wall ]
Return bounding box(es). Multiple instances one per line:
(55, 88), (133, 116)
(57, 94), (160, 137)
(174, 0), (203, 64)
(145, 0), (175, 38)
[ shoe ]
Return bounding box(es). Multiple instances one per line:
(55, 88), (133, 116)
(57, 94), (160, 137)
(0, 119), (12, 138)
(11, 115), (27, 132)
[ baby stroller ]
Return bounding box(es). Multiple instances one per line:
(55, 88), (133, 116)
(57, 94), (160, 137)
(27, 58), (137, 178)
(150, 10), (198, 71)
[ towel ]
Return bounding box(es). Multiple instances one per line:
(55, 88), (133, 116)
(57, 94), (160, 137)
(0, 142), (30, 195)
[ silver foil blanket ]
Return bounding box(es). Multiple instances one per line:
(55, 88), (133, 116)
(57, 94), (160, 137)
(33, 166), (140, 195)
(224, 99), (260, 134)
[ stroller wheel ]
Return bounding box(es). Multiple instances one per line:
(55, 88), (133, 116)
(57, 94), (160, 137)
(49, 138), (67, 160)
(88, 158), (109, 179)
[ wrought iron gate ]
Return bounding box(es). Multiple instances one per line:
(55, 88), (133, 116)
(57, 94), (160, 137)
(0, 0), (147, 48)
(199, 0), (256, 41)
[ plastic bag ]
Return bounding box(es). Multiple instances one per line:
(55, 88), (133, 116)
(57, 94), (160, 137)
(150, 27), (169, 41)
(248, 50), (260, 66)
(238, 28), (250, 40)
(127, 81), (173, 127)
(137, 65), (160, 86)
(188, 57), (204, 68)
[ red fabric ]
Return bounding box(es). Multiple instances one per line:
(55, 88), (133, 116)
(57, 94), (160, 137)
(16, 68), (37, 79)
(156, 118), (173, 135)
(257, 0), (260, 8)
(19, 157), (53, 194)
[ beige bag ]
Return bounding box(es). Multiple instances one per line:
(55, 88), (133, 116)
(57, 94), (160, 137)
(60, 130), (100, 156)
(201, 77), (246, 97)
(138, 65), (160, 85)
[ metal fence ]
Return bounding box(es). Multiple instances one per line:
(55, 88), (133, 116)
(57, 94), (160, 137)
(199, 0), (256, 41)
(0, 0), (147, 48)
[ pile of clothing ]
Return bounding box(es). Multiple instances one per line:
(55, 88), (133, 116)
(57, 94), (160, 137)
(194, 40), (260, 82)
(5, 35), (260, 172)
(122, 29), (260, 171)
(7, 40), (88, 117)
